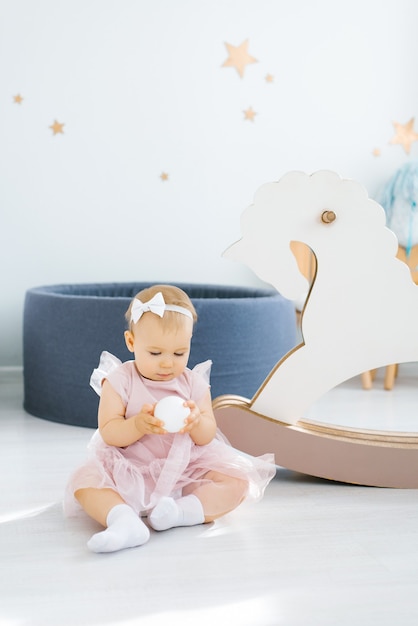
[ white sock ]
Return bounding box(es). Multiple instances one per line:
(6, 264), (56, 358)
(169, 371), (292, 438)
(87, 504), (150, 553)
(148, 495), (205, 531)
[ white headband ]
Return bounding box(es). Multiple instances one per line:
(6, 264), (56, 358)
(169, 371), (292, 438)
(130, 292), (193, 323)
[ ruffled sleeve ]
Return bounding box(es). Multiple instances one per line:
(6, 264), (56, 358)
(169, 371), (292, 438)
(190, 359), (212, 402)
(192, 360), (212, 384)
(90, 351), (123, 396)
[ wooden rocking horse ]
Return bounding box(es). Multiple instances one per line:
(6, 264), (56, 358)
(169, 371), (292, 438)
(214, 170), (418, 488)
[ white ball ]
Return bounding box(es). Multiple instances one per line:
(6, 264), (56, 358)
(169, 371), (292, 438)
(154, 396), (191, 433)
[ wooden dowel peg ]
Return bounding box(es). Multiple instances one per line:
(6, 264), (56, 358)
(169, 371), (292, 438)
(321, 210), (336, 223)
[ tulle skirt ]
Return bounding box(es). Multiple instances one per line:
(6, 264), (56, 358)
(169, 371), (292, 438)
(64, 429), (276, 517)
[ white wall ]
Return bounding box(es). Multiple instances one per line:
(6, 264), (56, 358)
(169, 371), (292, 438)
(1, 0), (417, 366)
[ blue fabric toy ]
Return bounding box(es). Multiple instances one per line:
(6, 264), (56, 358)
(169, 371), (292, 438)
(377, 161), (418, 254)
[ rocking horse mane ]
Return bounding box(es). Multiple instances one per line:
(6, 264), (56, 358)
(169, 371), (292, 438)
(225, 170), (410, 302)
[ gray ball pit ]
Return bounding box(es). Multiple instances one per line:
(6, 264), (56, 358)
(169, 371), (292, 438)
(23, 282), (297, 428)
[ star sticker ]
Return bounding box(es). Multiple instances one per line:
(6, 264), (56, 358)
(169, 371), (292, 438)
(372, 148), (381, 157)
(243, 106), (257, 122)
(390, 118), (418, 154)
(265, 74), (274, 83)
(49, 120), (65, 135)
(13, 94), (23, 104)
(160, 172), (169, 181)
(222, 39), (257, 78)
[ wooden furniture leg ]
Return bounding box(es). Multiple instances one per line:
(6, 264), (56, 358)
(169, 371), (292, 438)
(361, 371), (373, 389)
(384, 364), (398, 390)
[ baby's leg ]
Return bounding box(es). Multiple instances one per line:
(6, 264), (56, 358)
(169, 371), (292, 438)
(75, 487), (125, 526)
(186, 471), (248, 522)
(75, 487), (150, 552)
(148, 472), (248, 531)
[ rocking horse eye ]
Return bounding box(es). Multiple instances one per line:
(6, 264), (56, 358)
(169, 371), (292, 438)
(321, 210), (336, 224)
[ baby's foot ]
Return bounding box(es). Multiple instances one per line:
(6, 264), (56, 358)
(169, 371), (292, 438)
(148, 495), (204, 531)
(87, 504), (150, 553)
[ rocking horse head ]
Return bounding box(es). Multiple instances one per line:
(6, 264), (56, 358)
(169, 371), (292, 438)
(224, 170), (396, 305)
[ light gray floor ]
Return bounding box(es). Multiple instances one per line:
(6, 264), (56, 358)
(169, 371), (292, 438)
(2, 365), (418, 626)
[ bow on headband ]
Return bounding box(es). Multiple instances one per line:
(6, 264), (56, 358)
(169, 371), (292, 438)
(131, 292), (193, 323)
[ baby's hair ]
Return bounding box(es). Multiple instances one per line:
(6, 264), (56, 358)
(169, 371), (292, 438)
(125, 284), (197, 332)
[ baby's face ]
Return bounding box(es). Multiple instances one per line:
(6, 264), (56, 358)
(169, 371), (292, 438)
(125, 314), (193, 382)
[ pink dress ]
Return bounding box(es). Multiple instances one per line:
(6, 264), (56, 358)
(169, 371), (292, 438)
(64, 352), (276, 517)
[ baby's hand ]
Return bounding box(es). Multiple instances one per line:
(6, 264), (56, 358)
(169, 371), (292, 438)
(134, 403), (166, 436)
(179, 401), (201, 434)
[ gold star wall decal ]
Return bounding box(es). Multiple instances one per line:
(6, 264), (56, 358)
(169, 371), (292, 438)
(265, 74), (274, 83)
(13, 94), (23, 104)
(49, 120), (65, 135)
(160, 172), (169, 181)
(243, 106), (257, 122)
(222, 39), (257, 78)
(390, 117), (418, 154)
(372, 148), (381, 157)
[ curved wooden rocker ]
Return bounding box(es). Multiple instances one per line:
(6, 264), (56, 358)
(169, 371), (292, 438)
(219, 170), (418, 488)
(213, 397), (418, 488)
